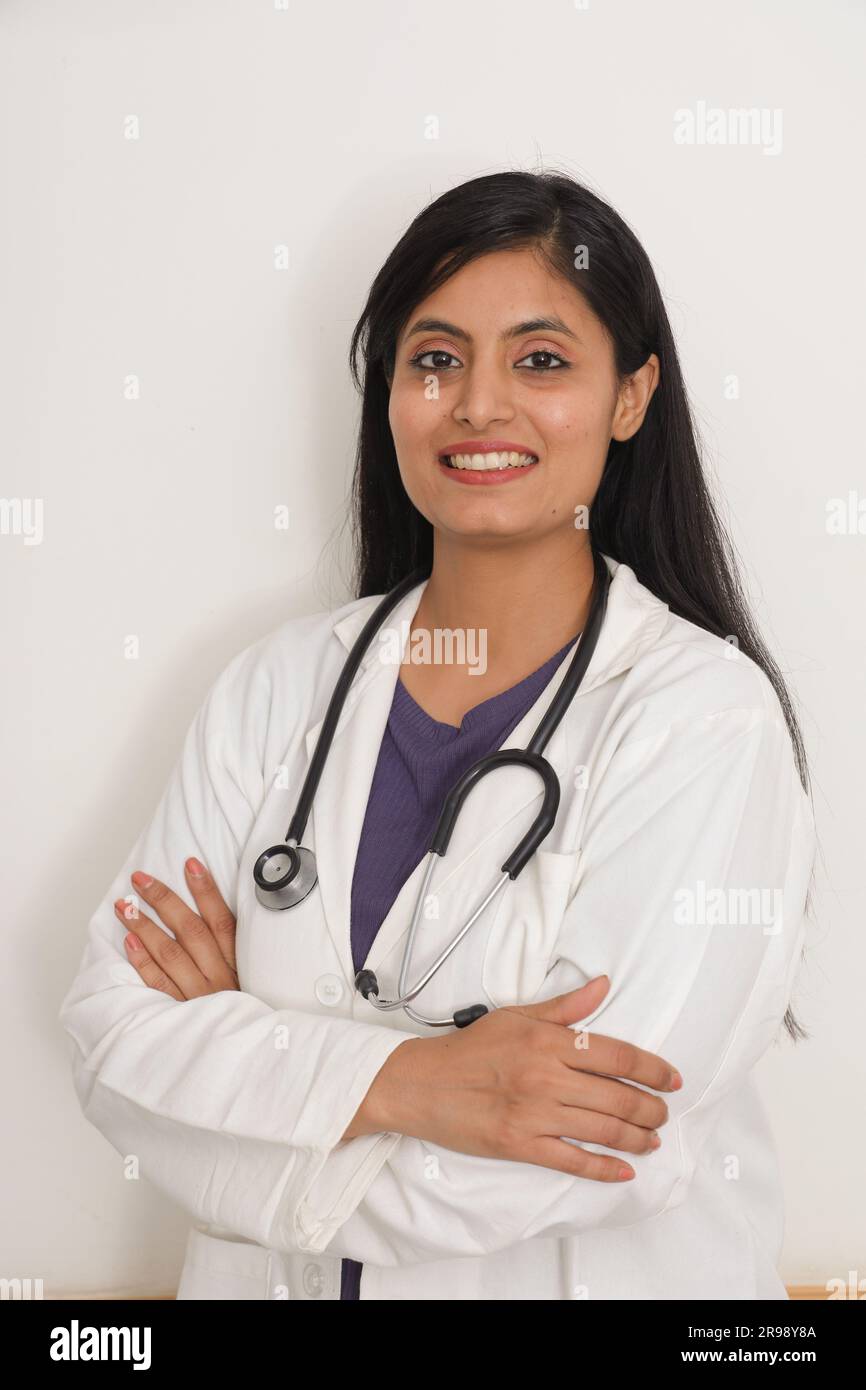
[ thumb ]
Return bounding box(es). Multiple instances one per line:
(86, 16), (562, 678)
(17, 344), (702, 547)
(515, 974), (610, 1027)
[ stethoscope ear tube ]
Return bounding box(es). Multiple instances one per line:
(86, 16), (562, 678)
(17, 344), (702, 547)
(428, 749), (561, 880)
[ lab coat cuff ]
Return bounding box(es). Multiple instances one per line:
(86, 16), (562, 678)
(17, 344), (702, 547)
(287, 1028), (410, 1254)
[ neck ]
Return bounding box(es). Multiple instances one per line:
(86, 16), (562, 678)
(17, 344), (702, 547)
(413, 532), (597, 677)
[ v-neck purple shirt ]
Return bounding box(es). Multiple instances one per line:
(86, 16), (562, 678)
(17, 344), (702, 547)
(340, 631), (578, 1300)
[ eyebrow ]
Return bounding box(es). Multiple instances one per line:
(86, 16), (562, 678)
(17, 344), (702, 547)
(402, 315), (584, 347)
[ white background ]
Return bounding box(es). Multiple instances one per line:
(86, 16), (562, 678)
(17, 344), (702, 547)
(1, 0), (862, 1295)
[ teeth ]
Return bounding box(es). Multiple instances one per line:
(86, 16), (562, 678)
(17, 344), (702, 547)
(442, 451), (538, 470)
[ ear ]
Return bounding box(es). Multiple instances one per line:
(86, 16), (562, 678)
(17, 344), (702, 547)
(611, 353), (660, 442)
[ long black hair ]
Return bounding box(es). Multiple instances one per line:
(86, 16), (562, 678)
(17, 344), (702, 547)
(346, 168), (813, 1041)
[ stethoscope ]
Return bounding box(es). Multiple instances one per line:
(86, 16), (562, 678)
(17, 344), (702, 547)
(253, 546), (610, 1029)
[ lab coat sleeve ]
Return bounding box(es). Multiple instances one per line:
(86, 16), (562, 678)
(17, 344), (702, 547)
(58, 646), (418, 1253)
(294, 705), (815, 1264)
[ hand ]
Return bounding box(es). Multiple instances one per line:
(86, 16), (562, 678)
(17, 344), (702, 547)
(114, 857), (239, 1001)
(354, 976), (682, 1183)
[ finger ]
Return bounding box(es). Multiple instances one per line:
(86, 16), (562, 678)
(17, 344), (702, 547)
(183, 858), (237, 975)
(128, 871), (237, 990)
(524, 1135), (637, 1183)
(558, 1025), (682, 1095)
(553, 1100), (663, 1155)
(518, 1039), (668, 1137)
(121, 926), (185, 1002)
(521, 977), (611, 1027)
(114, 898), (211, 1000)
(557, 1062), (670, 1133)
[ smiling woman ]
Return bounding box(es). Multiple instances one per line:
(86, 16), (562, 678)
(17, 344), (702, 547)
(59, 168), (815, 1303)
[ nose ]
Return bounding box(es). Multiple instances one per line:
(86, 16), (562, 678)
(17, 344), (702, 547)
(452, 355), (516, 430)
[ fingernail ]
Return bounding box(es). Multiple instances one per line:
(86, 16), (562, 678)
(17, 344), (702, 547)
(186, 857), (205, 877)
(671, 1071), (683, 1090)
(131, 871), (153, 889)
(114, 898), (138, 921)
(649, 1133), (662, 1150)
(124, 933), (142, 951)
(618, 1166), (635, 1181)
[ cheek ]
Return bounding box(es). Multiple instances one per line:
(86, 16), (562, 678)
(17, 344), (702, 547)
(536, 385), (612, 445)
(389, 384), (437, 447)
(389, 386), (446, 493)
(387, 391), (437, 513)
(536, 391), (612, 514)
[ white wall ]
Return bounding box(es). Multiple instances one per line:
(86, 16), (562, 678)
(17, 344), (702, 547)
(1, 0), (861, 1294)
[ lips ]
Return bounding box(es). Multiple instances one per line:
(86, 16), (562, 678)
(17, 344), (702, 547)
(440, 450), (539, 471)
(435, 453), (540, 486)
(438, 440), (540, 465)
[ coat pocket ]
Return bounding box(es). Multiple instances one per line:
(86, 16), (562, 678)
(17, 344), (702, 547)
(481, 847), (582, 1008)
(175, 1226), (273, 1301)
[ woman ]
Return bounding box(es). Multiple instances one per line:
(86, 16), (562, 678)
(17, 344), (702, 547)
(59, 170), (815, 1301)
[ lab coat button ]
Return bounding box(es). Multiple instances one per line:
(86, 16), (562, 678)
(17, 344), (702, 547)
(315, 974), (344, 1006)
(302, 1262), (325, 1298)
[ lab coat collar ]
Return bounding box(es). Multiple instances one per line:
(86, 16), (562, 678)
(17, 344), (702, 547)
(331, 553), (668, 695)
(304, 554), (669, 985)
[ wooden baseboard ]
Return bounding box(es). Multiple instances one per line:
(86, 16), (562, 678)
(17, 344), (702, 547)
(787, 1285), (846, 1300)
(43, 1284), (842, 1300)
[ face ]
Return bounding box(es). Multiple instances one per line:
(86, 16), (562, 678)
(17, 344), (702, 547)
(387, 246), (659, 550)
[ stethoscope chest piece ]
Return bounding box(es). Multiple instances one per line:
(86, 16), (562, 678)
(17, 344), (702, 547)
(253, 843), (318, 910)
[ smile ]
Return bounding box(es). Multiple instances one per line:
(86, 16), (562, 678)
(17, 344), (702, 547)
(439, 451), (539, 471)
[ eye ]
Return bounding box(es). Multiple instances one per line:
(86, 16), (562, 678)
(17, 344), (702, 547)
(514, 349), (570, 372)
(406, 346), (570, 373)
(408, 349), (462, 370)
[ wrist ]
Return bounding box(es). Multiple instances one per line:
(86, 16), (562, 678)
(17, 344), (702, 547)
(360, 1035), (433, 1138)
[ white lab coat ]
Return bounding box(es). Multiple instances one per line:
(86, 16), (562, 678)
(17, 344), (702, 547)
(59, 554), (816, 1300)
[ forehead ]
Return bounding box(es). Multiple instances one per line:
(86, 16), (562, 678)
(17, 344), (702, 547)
(397, 248), (595, 343)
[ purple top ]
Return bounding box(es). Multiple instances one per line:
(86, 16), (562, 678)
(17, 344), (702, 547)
(340, 630), (579, 1300)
